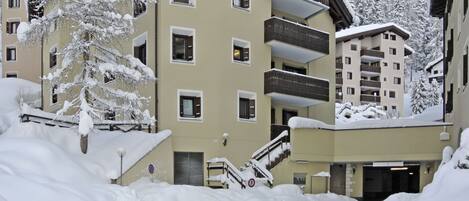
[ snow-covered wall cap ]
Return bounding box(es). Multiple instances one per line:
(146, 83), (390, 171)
(289, 117), (452, 131)
(336, 22), (411, 42)
(424, 56), (444, 71)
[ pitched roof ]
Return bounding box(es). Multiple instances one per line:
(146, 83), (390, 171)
(425, 56), (444, 72)
(336, 23), (411, 42)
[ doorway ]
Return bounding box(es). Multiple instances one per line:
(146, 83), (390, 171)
(330, 164), (346, 195)
(363, 165), (420, 201)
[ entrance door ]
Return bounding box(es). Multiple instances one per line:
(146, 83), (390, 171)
(174, 152), (204, 186)
(282, 110), (298, 125)
(363, 165), (420, 201)
(330, 164), (346, 195)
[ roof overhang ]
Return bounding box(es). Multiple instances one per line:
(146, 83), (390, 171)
(329, 0), (354, 30)
(272, 0), (329, 19)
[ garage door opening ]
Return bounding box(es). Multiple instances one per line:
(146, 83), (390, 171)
(363, 165), (419, 201)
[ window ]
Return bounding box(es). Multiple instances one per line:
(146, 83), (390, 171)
(232, 0), (250, 10)
(28, 0), (44, 21)
(392, 106), (397, 110)
(447, 84), (454, 113)
(271, 108), (275, 124)
(384, 106), (388, 111)
(434, 70), (439, 75)
(383, 62), (388, 67)
(134, 33), (147, 65)
(389, 48), (397, 55)
(271, 61), (275, 69)
(383, 34), (389, 39)
(347, 87), (355, 95)
(464, 47), (468, 86)
(465, 0), (468, 15)
(5, 73), (17, 78)
(384, 90), (387, 96)
(171, 0), (196, 7)
(171, 27), (195, 64)
(6, 21), (20, 34)
(282, 110), (298, 126)
(393, 62), (401, 70)
(178, 90), (202, 120)
(389, 91), (396, 98)
(49, 47), (57, 68)
(293, 173), (307, 186)
(394, 77), (401, 85)
(104, 111), (116, 120)
(345, 57), (351, 64)
(51, 85), (58, 104)
(174, 152), (204, 186)
(104, 71), (115, 83)
(232, 38), (250, 64)
(133, 0), (146, 17)
(383, 77), (387, 82)
(6, 47), (16, 61)
(390, 34), (397, 41)
(238, 90), (256, 121)
(351, 44), (357, 51)
(347, 72), (353, 80)
(8, 0), (20, 8)
(283, 64), (306, 75)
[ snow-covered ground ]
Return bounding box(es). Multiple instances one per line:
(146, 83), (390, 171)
(403, 93), (443, 121)
(0, 78), (355, 201)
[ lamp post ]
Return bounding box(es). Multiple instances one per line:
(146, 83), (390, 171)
(117, 148), (126, 185)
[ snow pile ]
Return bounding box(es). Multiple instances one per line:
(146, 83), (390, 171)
(0, 78), (40, 134)
(384, 193), (420, 201)
(130, 178), (357, 201)
(335, 102), (388, 124)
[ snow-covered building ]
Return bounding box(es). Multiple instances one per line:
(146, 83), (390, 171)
(425, 56), (444, 84)
(1, 0), (42, 83)
(335, 23), (413, 116)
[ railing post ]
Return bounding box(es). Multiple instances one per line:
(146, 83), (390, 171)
(267, 146), (271, 168)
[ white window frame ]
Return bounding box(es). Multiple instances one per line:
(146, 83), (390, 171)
(170, 26), (196, 65)
(133, 32), (148, 65)
(231, 0), (251, 12)
(6, 46), (17, 62)
(237, 90), (257, 123)
(6, 18), (21, 35)
(177, 89), (203, 122)
(169, 0), (196, 8)
(232, 37), (251, 66)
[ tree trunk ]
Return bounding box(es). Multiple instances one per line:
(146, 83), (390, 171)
(80, 134), (88, 154)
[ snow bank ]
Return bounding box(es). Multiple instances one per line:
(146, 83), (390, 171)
(384, 193), (420, 201)
(289, 117), (450, 130)
(130, 178), (357, 201)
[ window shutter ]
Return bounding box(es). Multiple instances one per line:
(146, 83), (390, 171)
(464, 53), (468, 85)
(241, 0), (250, 8)
(249, 99), (255, 119)
(6, 23), (10, 34)
(194, 97), (201, 118)
(134, 46), (140, 61)
(49, 52), (53, 68)
(172, 35), (177, 59)
(186, 36), (194, 61)
(141, 44), (147, 65)
(179, 96), (184, 117)
(243, 48), (249, 62)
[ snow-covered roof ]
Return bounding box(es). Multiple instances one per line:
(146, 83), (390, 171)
(289, 117), (451, 131)
(404, 44), (415, 56)
(425, 56), (444, 72)
(336, 23), (411, 42)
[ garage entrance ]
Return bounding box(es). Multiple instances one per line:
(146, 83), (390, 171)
(363, 165), (419, 201)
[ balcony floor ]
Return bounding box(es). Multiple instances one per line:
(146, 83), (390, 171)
(268, 92), (326, 107)
(267, 40), (327, 63)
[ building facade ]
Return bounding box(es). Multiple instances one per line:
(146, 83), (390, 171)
(430, 0), (469, 145)
(1, 0), (42, 83)
(335, 24), (413, 115)
(425, 57), (444, 85)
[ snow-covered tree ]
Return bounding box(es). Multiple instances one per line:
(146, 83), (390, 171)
(18, 0), (155, 153)
(411, 77), (429, 114)
(428, 79), (441, 107)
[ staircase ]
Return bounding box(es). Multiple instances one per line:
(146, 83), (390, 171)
(207, 131), (291, 189)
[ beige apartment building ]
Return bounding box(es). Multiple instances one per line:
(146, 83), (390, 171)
(430, 0), (469, 146)
(1, 0), (42, 83)
(335, 24), (413, 115)
(18, 0), (458, 200)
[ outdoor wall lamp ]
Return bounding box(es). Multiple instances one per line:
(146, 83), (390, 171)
(222, 133), (229, 147)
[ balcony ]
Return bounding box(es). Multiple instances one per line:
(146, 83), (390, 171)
(265, 17), (329, 63)
(361, 94), (381, 103)
(272, 0), (329, 19)
(265, 69), (329, 107)
(336, 77), (343, 85)
(360, 49), (385, 62)
(360, 80), (381, 89)
(360, 64), (381, 75)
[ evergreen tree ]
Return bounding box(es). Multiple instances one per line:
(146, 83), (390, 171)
(428, 79), (441, 107)
(411, 76), (429, 114)
(17, 0), (155, 153)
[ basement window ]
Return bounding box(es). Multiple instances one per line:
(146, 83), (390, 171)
(238, 90), (256, 122)
(232, 0), (250, 10)
(178, 90), (203, 121)
(170, 0), (196, 7)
